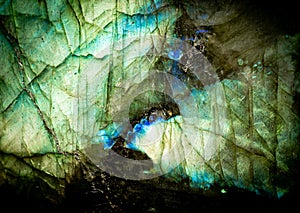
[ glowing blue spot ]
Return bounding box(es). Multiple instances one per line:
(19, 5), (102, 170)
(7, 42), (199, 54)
(196, 29), (209, 34)
(133, 123), (146, 134)
(140, 118), (150, 125)
(124, 115), (167, 150)
(96, 129), (107, 137)
(125, 140), (139, 151)
(102, 138), (115, 149)
(95, 123), (121, 149)
(190, 171), (214, 189)
(168, 49), (183, 61)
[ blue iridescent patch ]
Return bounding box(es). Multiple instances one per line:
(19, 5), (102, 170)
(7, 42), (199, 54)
(168, 49), (183, 61)
(94, 123), (122, 149)
(125, 115), (166, 149)
(196, 29), (209, 34)
(95, 113), (167, 150)
(190, 171), (214, 189)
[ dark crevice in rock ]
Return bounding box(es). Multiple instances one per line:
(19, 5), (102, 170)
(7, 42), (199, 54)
(0, 150), (298, 211)
(111, 137), (150, 160)
(109, 91), (180, 160)
(129, 91), (180, 126)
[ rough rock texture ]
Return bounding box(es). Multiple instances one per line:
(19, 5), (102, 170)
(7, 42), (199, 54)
(0, 0), (299, 211)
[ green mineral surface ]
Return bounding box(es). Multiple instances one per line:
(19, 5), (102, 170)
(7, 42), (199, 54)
(0, 0), (299, 211)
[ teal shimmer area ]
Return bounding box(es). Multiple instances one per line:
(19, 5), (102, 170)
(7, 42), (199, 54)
(95, 75), (299, 199)
(190, 171), (215, 189)
(94, 123), (122, 149)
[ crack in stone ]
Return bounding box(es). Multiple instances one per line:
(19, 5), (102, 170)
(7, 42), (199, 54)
(24, 87), (63, 154)
(0, 150), (63, 178)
